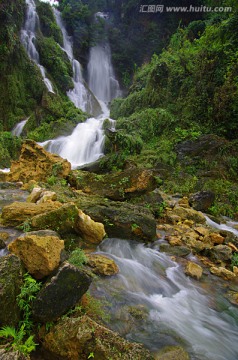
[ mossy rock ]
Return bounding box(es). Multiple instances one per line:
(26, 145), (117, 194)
(0, 254), (24, 327)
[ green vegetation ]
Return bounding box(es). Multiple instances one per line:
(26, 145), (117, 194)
(231, 252), (238, 268)
(0, 132), (22, 167)
(68, 248), (88, 268)
(0, 273), (42, 355)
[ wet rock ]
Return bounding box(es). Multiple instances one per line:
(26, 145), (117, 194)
(194, 226), (210, 237)
(225, 290), (238, 306)
(154, 345), (189, 360)
(210, 266), (236, 280)
(171, 206), (206, 224)
(42, 315), (153, 360)
(159, 244), (191, 257)
(189, 190), (215, 211)
(209, 245), (232, 263)
(75, 210), (106, 245)
(1, 201), (62, 226)
(75, 195), (156, 243)
(185, 261), (203, 280)
(32, 263), (92, 322)
(8, 230), (64, 279)
(30, 203), (79, 234)
(7, 139), (71, 183)
(87, 254), (119, 276)
(0, 254), (24, 327)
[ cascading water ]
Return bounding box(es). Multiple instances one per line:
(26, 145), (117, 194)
(88, 43), (121, 103)
(40, 11), (119, 168)
(53, 9), (89, 113)
(21, 0), (54, 93)
(92, 237), (238, 360)
(11, 118), (29, 136)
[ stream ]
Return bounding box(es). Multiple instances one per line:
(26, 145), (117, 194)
(91, 237), (238, 360)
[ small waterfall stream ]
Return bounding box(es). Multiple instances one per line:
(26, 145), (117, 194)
(92, 235), (238, 360)
(11, 118), (29, 137)
(21, 0), (54, 93)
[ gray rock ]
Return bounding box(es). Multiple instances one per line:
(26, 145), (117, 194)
(32, 263), (92, 322)
(189, 191), (215, 211)
(209, 245), (232, 263)
(0, 349), (28, 360)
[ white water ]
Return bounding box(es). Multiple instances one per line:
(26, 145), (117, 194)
(21, 0), (54, 93)
(11, 118), (29, 136)
(53, 9), (90, 112)
(205, 215), (238, 237)
(40, 107), (108, 168)
(40, 11), (119, 167)
(93, 238), (238, 360)
(88, 43), (121, 103)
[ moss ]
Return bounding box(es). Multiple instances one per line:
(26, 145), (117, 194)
(37, 36), (73, 93)
(0, 132), (22, 167)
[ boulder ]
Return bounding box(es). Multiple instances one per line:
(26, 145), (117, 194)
(189, 191), (215, 211)
(171, 206), (206, 224)
(7, 139), (71, 183)
(8, 230), (64, 279)
(27, 186), (43, 203)
(32, 263), (92, 322)
(0, 255), (24, 327)
(185, 261), (203, 280)
(37, 191), (57, 204)
(1, 201), (62, 226)
(30, 203), (79, 234)
(75, 195), (156, 243)
(209, 232), (225, 245)
(75, 210), (106, 245)
(87, 254), (119, 276)
(210, 266), (236, 280)
(68, 168), (157, 201)
(209, 245), (232, 263)
(42, 315), (153, 360)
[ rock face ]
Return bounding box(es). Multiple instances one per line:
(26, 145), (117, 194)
(87, 254), (119, 276)
(42, 315), (153, 360)
(8, 230), (64, 279)
(75, 210), (106, 245)
(1, 201), (62, 226)
(0, 349), (28, 360)
(7, 139), (71, 183)
(0, 255), (23, 327)
(171, 206), (206, 224)
(32, 263), (92, 322)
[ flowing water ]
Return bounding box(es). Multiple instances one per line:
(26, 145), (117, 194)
(40, 11), (119, 168)
(88, 43), (121, 103)
(11, 118), (29, 136)
(21, 0), (54, 93)
(53, 9), (100, 114)
(91, 238), (238, 360)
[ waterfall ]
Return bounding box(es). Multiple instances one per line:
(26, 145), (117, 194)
(53, 9), (101, 115)
(92, 238), (238, 360)
(88, 43), (121, 103)
(40, 11), (120, 168)
(21, 0), (54, 93)
(11, 118), (29, 137)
